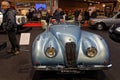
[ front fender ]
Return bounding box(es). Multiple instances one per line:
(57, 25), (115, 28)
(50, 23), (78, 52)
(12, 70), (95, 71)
(32, 31), (65, 66)
(77, 31), (110, 65)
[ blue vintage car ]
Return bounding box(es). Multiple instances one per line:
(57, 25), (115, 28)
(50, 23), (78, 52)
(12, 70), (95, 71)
(31, 23), (112, 72)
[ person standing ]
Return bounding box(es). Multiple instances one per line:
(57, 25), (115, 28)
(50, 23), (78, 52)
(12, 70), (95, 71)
(83, 10), (90, 20)
(77, 13), (83, 26)
(74, 9), (80, 22)
(26, 9), (33, 21)
(59, 8), (64, 19)
(53, 9), (60, 23)
(46, 9), (52, 25)
(1, 1), (20, 55)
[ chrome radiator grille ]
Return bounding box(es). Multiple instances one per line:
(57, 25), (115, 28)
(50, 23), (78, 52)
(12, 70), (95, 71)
(65, 42), (76, 67)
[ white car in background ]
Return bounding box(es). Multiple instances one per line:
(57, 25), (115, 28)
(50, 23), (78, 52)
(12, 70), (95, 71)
(0, 12), (32, 33)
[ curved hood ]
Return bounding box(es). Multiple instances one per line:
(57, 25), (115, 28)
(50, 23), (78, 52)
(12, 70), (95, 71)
(49, 24), (81, 45)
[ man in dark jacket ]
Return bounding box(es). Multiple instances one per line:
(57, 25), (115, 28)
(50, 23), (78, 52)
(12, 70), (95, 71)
(1, 1), (20, 55)
(46, 9), (52, 25)
(74, 9), (80, 21)
(53, 9), (60, 23)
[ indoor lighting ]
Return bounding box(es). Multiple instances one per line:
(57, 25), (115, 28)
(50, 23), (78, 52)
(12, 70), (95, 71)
(102, 4), (106, 7)
(117, 0), (120, 2)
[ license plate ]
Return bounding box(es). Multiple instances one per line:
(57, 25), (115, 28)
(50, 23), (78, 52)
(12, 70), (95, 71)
(61, 69), (80, 73)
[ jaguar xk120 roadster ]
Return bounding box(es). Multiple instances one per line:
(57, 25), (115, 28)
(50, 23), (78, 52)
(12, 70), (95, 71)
(31, 23), (112, 73)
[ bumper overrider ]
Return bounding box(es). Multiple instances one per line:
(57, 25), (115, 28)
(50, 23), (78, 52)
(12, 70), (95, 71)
(33, 64), (112, 72)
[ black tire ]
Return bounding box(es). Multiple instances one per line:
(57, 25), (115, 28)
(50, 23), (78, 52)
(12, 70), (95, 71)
(96, 23), (105, 30)
(113, 27), (120, 35)
(110, 23), (120, 35)
(109, 33), (120, 43)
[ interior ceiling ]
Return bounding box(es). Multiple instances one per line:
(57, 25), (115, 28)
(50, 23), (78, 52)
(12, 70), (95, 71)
(3, 0), (117, 3)
(74, 0), (117, 2)
(91, 0), (116, 2)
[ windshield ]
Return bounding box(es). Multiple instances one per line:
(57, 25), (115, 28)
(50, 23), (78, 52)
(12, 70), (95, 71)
(49, 19), (81, 27)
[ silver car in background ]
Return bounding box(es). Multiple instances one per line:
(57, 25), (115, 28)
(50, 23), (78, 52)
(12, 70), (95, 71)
(31, 23), (112, 73)
(89, 12), (120, 30)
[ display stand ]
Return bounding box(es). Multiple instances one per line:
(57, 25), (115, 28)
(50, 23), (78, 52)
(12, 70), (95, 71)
(19, 33), (31, 52)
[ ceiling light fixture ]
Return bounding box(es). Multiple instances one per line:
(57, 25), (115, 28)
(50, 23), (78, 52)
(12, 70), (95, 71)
(84, 0), (87, 1)
(102, 4), (106, 7)
(117, 0), (120, 2)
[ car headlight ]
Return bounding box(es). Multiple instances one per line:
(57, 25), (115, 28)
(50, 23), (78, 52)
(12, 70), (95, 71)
(45, 47), (56, 58)
(86, 47), (97, 58)
(115, 27), (120, 32)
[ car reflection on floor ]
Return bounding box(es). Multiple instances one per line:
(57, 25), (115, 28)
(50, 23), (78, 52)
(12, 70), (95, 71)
(31, 70), (106, 80)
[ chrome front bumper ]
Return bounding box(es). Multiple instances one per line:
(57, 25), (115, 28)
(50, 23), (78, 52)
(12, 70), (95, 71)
(33, 64), (112, 72)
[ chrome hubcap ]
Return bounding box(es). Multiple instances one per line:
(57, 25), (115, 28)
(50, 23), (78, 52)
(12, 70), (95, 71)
(97, 24), (103, 30)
